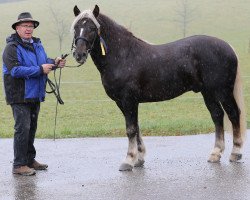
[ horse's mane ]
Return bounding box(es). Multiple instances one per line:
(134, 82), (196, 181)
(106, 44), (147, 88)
(98, 14), (132, 36)
(98, 13), (156, 62)
(98, 13), (149, 44)
(71, 9), (146, 44)
(70, 10), (100, 34)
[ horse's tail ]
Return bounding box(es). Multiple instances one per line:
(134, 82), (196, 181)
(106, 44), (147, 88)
(224, 61), (247, 141)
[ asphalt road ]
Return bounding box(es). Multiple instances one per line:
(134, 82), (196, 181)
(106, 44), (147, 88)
(1, 130), (250, 200)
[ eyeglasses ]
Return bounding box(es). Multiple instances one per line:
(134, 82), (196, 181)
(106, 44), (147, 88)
(19, 25), (35, 29)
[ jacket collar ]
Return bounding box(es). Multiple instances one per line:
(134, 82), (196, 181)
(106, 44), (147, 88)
(6, 33), (40, 52)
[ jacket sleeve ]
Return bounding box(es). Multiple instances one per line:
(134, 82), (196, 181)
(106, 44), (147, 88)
(3, 43), (43, 79)
(47, 58), (55, 64)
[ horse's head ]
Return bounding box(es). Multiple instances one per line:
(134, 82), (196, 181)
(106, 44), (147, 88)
(71, 5), (100, 64)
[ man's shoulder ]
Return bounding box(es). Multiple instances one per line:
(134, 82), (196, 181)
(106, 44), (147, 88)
(3, 35), (21, 58)
(6, 40), (18, 46)
(4, 41), (19, 54)
(5, 34), (19, 49)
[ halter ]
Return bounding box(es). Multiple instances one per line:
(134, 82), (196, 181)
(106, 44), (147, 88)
(72, 28), (99, 56)
(70, 10), (107, 59)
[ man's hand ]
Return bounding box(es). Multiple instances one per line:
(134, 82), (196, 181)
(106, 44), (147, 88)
(55, 57), (66, 68)
(42, 63), (54, 74)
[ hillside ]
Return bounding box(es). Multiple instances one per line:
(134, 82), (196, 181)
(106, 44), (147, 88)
(0, 0), (249, 137)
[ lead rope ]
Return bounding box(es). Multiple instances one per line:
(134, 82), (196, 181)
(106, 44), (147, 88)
(47, 51), (84, 140)
(50, 32), (104, 140)
(46, 54), (68, 140)
(53, 67), (63, 141)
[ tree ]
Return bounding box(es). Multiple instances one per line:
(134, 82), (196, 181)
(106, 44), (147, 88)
(48, 3), (69, 53)
(173, 0), (197, 38)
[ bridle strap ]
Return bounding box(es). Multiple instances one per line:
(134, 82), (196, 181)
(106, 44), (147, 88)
(72, 30), (99, 55)
(75, 36), (90, 46)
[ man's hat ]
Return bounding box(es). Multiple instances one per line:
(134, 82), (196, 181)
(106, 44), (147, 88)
(12, 12), (39, 30)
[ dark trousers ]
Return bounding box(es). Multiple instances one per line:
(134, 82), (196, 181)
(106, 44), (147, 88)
(11, 103), (40, 167)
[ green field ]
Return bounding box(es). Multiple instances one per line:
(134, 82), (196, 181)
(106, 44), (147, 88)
(0, 0), (249, 138)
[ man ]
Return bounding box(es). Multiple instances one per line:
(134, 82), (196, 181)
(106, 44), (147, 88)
(2, 12), (66, 176)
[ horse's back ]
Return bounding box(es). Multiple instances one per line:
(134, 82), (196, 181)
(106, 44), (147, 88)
(155, 35), (238, 94)
(156, 35), (237, 66)
(133, 35), (238, 101)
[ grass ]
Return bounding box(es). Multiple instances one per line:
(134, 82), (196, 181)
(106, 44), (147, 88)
(0, 0), (249, 138)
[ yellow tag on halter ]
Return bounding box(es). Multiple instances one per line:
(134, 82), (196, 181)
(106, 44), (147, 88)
(100, 42), (106, 56)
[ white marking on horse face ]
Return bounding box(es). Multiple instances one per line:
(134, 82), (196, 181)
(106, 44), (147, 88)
(78, 21), (86, 37)
(80, 28), (83, 37)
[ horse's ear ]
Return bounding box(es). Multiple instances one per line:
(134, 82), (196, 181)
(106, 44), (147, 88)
(93, 5), (100, 18)
(74, 5), (81, 16)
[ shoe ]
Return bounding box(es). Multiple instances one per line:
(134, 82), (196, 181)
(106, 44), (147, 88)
(29, 160), (48, 170)
(12, 166), (36, 176)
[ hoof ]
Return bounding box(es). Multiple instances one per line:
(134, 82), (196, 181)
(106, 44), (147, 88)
(229, 153), (242, 162)
(207, 154), (221, 163)
(134, 159), (145, 167)
(119, 163), (133, 171)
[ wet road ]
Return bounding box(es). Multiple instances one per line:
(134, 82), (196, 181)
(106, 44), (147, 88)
(1, 131), (250, 200)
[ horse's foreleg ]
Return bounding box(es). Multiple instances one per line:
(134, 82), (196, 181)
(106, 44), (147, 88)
(202, 93), (225, 162)
(117, 101), (139, 171)
(134, 132), (146, 167)
(119, 125), (139, 171)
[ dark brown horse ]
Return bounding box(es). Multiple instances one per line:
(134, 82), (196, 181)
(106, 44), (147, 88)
(71, 5), (246, 171)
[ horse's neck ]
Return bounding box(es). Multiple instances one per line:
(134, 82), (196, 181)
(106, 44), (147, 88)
(100, 21), (134, 51)
(91, 15), (137, 72)
(90, 38), (107, 72)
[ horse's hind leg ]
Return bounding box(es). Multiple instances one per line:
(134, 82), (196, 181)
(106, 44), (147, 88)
(221, 95), (243, 162)
(202, 93), (225, 162)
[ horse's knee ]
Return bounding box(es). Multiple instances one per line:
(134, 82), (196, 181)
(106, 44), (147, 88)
(126, 126), (138, 139)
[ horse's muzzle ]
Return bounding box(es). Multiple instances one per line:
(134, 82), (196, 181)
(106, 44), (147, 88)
(73, 51), (88, 64)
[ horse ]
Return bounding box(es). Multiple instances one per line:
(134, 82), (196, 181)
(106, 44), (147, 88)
(71, 5), (246, 171)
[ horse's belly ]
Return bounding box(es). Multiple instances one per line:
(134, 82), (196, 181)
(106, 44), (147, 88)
(138, 86), (189, 102)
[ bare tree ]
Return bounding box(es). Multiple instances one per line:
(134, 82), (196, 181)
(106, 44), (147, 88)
(173, 0), (197, 38)
(48, 3), (69, 53)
